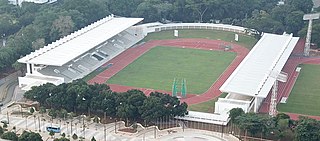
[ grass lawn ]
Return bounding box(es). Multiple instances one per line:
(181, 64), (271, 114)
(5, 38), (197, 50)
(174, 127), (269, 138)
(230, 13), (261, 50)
(107, 46), (236, 94)
(188, 93), (228, 113)
(277, 64), (320, 116)
(143, 29), (257, 49)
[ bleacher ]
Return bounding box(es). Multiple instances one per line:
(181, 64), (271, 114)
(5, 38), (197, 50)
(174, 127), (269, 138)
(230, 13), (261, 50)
(35, 29), (142, 83)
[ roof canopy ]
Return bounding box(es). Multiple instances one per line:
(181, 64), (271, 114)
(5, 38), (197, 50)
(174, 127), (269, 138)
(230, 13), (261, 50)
(18, 15), (143, 66)
(220, 33), (299, 98)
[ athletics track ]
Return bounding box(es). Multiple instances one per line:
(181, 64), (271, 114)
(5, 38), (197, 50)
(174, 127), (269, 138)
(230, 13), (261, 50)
(88, 38), (249, 105)
(88, 38), (320, 120)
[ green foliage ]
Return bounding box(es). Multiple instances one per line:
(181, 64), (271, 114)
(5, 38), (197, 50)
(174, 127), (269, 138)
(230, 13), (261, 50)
(72, 133), (78, 140)
(295, 117), (320, 141)
(2, 123), (7, 128)
(57, 109), (68, 118)
(24, 80), (187, 123)
(48, 109), (57, 119)
(229, 108), (245, 123)
(39, 106), (46, 114)
(91, 136), (96, 141)
(49, 131), (55, 137)
(29, 107), (35, 114)
(18, 131), (42, 141)
(0, 126), (3, 135)
(1, 131), (18, 141)
(93, 116), (99, 123)
(61, 132), (65, 137)
(235, 113), (272, 135)
(0, 0), (314, 72)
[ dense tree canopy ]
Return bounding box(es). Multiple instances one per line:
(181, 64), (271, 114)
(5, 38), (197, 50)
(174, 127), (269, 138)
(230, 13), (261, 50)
(18, 131), (42, 141)
(295, 117), (320, 141)
(24, 80), (188, 123)
(0, 0), (316, 72)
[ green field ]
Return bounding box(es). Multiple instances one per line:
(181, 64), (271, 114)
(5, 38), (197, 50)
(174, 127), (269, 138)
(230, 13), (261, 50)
(107, 46), (236, 94)
(143, 29), (257, 49)
(189, 93), (228, 113)
(278, 64), (320, 116)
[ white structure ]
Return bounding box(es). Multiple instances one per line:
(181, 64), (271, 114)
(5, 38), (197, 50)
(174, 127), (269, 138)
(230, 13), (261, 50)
(18, 15), (144, 91)
(138, 22), (247, 36)
(215, 33), (299, 122)
(303, 13), (320, 56)
(8, 0), (56, 6)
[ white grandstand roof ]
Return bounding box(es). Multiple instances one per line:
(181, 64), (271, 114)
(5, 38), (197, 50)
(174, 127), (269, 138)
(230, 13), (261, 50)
(18, 15), (143, 66)
(220, 33), (299, 98)
(159, 23), (246, 32)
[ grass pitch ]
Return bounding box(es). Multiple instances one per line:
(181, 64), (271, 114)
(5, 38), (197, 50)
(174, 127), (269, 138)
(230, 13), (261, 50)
(107, 46), (236, 94)
(143, 29), (257, 49)
(278, 64), (320, 116)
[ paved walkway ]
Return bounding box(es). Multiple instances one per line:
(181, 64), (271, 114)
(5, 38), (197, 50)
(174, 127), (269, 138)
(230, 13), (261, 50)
(0, 105), (235, 141)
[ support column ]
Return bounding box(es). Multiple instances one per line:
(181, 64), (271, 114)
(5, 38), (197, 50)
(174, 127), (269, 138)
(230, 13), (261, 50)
(26, 63), (30, 74)
(254, 94), (258, 113)
(31, 64), (34, 74)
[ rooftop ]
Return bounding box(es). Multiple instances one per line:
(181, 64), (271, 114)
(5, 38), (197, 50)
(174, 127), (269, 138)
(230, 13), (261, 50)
(18, 15), (143, 66)
(220, 33), (299, 98)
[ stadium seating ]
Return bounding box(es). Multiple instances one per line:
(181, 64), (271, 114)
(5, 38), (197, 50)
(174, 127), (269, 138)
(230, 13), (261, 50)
(35, 28), (143, 83)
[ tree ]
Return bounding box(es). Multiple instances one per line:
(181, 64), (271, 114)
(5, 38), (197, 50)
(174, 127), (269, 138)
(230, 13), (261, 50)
(0, 126), (4, 135)
(50, 16), (75, 41)
(3, 123), (7, 128)
(18, 131), (43, 141)
(235, 113), (272, 136)
(93, 116), (99, 123)
(106, 0), (142, 17)
(286, 0), (313, 13)
(245, 10), (284, 34)
(295, 117), (320, 141)
(91, 136), (96, 141)
(29, 107), (35, 114)
(186, 0), (213, 22)
(72, 133), (78, 140)
(31, 38), (45, 50)
(1, 132), (18, 141)
(299, 23), (320, 48)
(12, 61), (26, 74)
(229, 108), (245, 123)
(49, 131), (55, 138)
(39, 106), (46, 115)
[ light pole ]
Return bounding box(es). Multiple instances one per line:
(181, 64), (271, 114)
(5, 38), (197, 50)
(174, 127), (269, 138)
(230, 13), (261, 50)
(115, 102), (122, 134)
(70, 119), (73, 135)
(6, 111), (9, 124)
(25, 116), (28, 130)
(66, 121), (69, 136)
(34, 115), (36, 131)
(104, 111), (107, 141)
(38, 116), (41, 132)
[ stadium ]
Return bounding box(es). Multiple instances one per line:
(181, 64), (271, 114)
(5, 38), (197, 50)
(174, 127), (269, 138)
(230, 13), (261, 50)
(17, 15), (320, 125)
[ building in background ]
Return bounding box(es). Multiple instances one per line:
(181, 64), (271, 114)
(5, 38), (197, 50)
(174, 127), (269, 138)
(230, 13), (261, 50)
(8, 0), (57, 6)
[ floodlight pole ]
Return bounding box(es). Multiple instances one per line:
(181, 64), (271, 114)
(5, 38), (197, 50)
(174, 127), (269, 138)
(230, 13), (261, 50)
(269, 71), (288, 117)
(303, 13), (320, 57)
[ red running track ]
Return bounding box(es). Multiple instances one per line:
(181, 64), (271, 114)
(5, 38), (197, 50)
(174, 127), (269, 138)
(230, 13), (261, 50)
(89, 38), (249, 105)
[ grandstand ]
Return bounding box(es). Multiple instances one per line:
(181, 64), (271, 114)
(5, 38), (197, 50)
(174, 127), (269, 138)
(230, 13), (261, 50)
(213, 33), (299, 124)
(18, 15), (144, 91)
